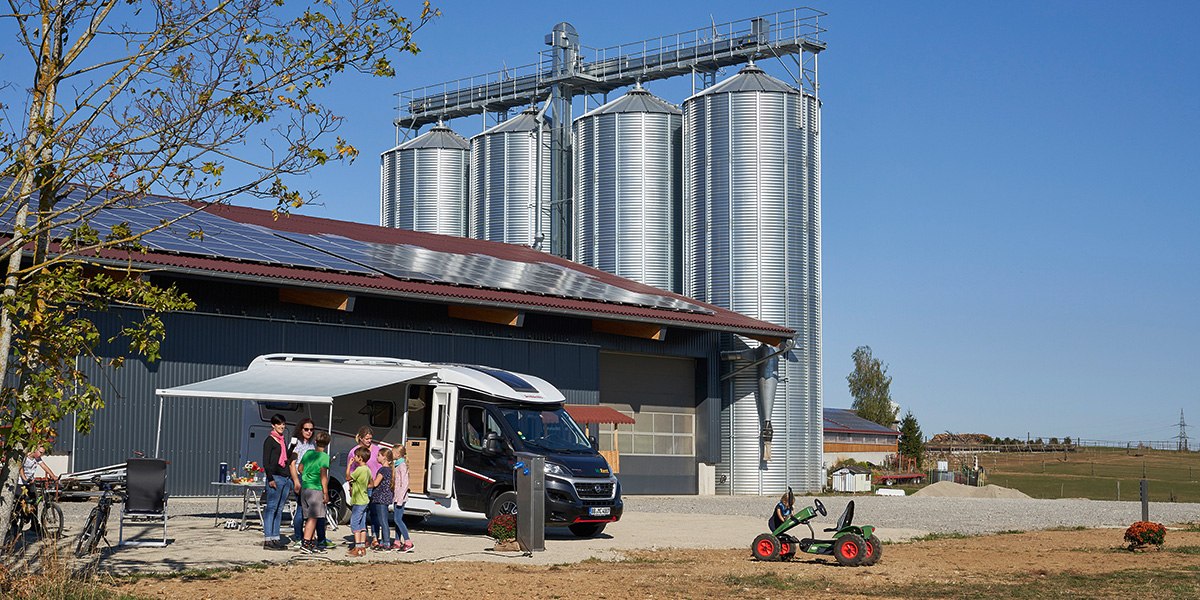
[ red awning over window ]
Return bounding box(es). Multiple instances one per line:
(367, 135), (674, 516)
(565, 405), (635, 425)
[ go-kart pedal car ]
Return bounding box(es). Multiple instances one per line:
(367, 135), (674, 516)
(751, 497), (882, 566)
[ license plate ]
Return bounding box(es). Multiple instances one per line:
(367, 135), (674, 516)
(589, 507), (611, 517)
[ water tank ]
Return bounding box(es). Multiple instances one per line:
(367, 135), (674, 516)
(683, 63), (822, 494)
(469, 108), (550, 248)
(573, 85), (682, 292)
(379, 123), (469, 235)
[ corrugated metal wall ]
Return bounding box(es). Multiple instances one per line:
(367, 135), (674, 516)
(69, 304), (719, 496)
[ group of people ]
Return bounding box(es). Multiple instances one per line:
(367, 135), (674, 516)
(260, 416), (415, 555)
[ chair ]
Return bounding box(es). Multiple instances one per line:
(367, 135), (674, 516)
(119, 458), (169, 547)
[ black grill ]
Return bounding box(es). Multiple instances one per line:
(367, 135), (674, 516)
(574, 482), (614, 499)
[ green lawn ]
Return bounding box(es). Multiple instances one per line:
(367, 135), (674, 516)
(979, 447), (1200, 502)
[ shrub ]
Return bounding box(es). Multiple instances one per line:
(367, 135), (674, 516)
(1124, 521), (1166, 550)
(487, 513), (517, 542)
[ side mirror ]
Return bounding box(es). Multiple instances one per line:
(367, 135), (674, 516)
(588, 435), (599, 451)
(483, 432), (502, 456)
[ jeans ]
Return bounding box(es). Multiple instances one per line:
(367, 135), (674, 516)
(292, 495), (327, 542)
(369, 503), (391, 546)
(263, 475), (292, 541)
(350, 504), (368, 532)
(392, 502), (410, 542)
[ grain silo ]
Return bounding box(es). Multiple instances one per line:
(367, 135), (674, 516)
(573, 84), (682, 292)
(469, 108), (551, 248)
(379, 122), (469, 235)
(683, 63), (822, 494)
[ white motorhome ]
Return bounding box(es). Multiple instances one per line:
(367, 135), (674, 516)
(162, 354), (622, 537)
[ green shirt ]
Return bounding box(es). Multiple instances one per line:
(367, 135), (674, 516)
(349, 465), (371, 505)
(300, 449), (330, 491)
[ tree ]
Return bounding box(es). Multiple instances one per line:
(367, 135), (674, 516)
(897, 411), (924, 469)
(0, 0), (437, 543)
(846, 345), (898, 427)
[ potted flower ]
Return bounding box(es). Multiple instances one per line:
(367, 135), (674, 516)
(487, 513), (519, 552)
(1124, 521), (1166, 551)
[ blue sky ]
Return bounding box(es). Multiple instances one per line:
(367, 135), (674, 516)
(4, 2), (1198, 442)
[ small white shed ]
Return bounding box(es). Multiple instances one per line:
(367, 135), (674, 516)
(830, 466), (872, 493)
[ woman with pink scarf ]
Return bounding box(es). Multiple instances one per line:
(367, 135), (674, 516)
(261, 413), (293, 550)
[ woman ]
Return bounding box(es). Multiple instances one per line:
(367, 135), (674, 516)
(289, 418), (331, 549)
(345, 426), (381, 544)
(262, 413), (293, 550)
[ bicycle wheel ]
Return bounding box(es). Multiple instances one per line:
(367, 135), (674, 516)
(75, 509), (100, 557)
(40, 502), (64, 539)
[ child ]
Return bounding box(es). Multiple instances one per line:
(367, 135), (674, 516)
(391, 445), (414, 552)
(347, 445), (372, 557)
(368, 448), (394, 550)
(296, 431), (331, 554)
(768, 488), (795, 531)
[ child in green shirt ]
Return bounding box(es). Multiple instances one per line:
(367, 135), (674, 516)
(296, 431), (331, 554)
(347, 445), (372, 557)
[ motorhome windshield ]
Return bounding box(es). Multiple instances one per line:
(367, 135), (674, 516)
(497, 406), (592, 453)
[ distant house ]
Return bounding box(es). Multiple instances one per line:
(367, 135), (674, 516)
(824, 408), (900, 467)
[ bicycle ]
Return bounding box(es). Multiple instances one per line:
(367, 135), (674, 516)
(7, 479), (64, 544)
(75, 477), (123, 557)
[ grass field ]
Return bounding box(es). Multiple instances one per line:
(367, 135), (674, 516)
(972, 447), (1200, 502)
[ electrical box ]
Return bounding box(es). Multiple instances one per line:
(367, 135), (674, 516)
(515, 452), (545, 552)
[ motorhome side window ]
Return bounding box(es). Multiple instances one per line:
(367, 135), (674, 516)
(359, 400), (395, 429)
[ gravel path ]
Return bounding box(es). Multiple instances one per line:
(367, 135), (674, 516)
(53, 493), (1200, 536)
(625, 494), (1200, 534)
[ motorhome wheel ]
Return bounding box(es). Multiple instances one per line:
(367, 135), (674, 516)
(487, 491), (518, 520)
(327, 483), (349, 525)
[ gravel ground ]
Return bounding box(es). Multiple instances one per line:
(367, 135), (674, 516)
(625, 494), (1200, 533)
(53, 492), (1200, 535)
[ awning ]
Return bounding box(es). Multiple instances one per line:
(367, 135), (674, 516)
(156, 362), (437, 405)
(565, 404), (635, 426)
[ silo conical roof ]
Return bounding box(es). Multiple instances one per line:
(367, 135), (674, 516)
(474, 108), (546, 137)
(397, 122), (469, 151)
(688, 63), (798, 99)
(579, 85), (681, 118)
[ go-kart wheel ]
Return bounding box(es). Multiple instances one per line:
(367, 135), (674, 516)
(814, 498), (827, 517)
(779, 541), (791, 560)
(833, 533), (866, 566)
(751, 533), (782, 562)
(861, 534), (883, 566)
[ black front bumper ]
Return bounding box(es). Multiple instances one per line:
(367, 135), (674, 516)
(544, 476), (623, 525)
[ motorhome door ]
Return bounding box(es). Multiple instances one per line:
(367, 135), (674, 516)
(426, 385), (458, 496)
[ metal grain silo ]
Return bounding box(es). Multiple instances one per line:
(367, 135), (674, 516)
(683, 63), (822, 494)
(379, 123), (469, 235)
(573, 85), (682, 292)
(469, 108), (551, 248)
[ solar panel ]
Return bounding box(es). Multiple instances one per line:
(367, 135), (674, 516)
(280, 232), (714, 315)
(0, 185), (374, 275)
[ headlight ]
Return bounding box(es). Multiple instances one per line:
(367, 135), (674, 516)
(544, 462), (570, 477)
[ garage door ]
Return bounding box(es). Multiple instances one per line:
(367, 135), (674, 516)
(598, 352), (697, 494)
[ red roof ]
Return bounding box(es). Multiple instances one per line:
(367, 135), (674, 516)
(565, 405), (636, 425)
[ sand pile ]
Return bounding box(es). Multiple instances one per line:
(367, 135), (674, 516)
(912, 481), (1031, 499)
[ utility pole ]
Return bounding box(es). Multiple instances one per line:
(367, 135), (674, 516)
(1177, 409), (1189, 452)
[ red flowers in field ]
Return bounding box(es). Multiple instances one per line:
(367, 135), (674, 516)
(1123, 521), (1166, 550)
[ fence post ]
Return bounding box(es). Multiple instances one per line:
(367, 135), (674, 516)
(1140, 479), (1149, 521)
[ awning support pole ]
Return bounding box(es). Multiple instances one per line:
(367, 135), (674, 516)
(328, 405), (333, 436)
(154, 395), (164, 458)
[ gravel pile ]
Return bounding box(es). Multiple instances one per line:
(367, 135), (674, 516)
(625, 494), (1200, 534)
(912, 481), (1031, 499)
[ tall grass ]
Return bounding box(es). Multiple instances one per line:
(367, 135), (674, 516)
(1, 536), (143, 600)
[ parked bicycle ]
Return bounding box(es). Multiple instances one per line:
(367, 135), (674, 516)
(7, 478), (64, 544)
(75, 477), (123, 557)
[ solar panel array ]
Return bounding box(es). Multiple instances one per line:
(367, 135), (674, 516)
(1, 184), (713, 315)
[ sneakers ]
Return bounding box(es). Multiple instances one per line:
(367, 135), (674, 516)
(320, 540), (337, 549)
(298, 541), (315, 554)
(348, 546), (367, 557)
(263, 540), (286, 551)
(402, 540), (414, 553)
(390, 540), (404, 550)
(289, 539), (303, 550)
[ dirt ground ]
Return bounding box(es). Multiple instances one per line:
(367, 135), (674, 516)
(115, 529), (1200, 600)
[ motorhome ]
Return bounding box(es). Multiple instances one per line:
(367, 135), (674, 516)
(222, 354), (622, 537)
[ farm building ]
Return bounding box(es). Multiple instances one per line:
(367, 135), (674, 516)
(16, 186), (795, 497)
(829, 465), (872, 493)
(824, 408), (899, 467)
